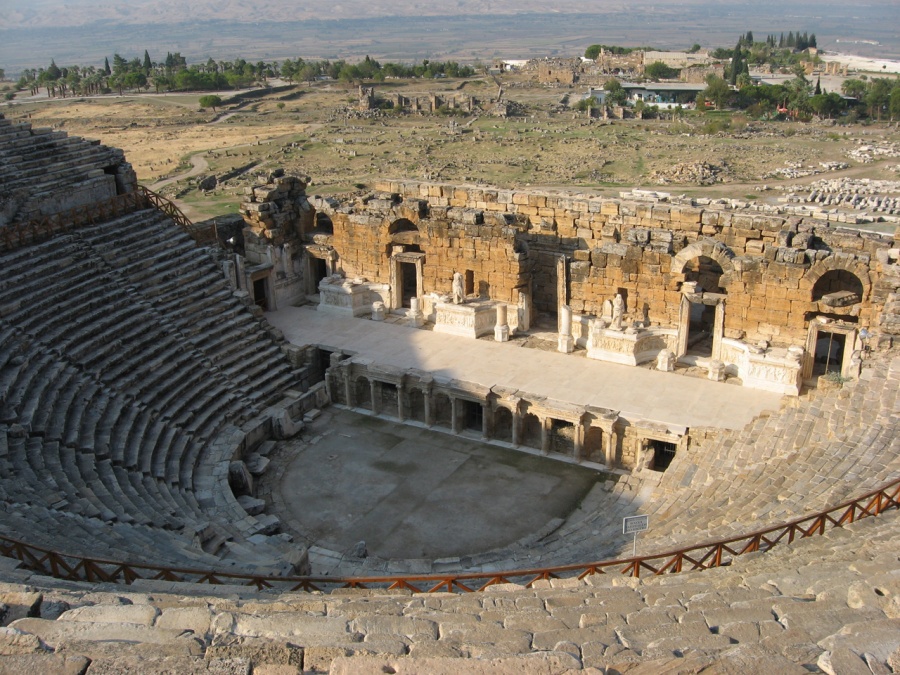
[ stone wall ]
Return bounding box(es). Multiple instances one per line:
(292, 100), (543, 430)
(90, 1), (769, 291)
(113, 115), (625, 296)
(326, 193), (529, 305)
(356, 180), (898, 348)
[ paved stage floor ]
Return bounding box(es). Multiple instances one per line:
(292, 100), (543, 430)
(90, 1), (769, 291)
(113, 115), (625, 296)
(268, 306), (785, 430)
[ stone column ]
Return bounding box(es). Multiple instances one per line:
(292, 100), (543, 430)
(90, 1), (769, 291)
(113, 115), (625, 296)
(397, 383), (405, 421)
(423, 387), (433, 427)
(541, 417), (551, 455)
(511, 408), (521, 446)
(451, 398), (460, 434)
(369, 380), (379, 414)
(605, 426), (620, 467)
(408, 297), (424, 327)
(343, 370), (352, 408)
(372, 301), (386, 321)
(481, 404), (490, 440)
(494, 303), (510, 342)
(574, 421), (585, 462)
(711, 301), (726, 361)
(558, 304), (575, 353)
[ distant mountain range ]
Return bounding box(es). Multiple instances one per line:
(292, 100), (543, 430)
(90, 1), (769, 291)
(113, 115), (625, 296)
(5, 0), (894, 30)
(2, 0), (897, 75)
(8, 0), (635, 30)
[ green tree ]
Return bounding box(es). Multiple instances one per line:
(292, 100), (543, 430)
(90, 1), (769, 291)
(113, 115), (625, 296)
(729, 38), (743, 86)
(143, 50), (152, 73)
(809, 92), (844, 119)
(841, 79), (867, 99)
(704, 75), (731, 109)
(199, 94), (223, 111)
(0, 68), (5, 80)
(866, 78), (892, 119)
(890, 86), (900, 121)
(644, 61), (679, 80)
(584, 45), (602, 60)
(574, 95), (598, 112)
(104, 57), (111, 76)
(603, 78), (627, 105)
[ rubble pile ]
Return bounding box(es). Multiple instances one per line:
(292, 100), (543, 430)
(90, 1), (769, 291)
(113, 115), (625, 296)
(649, 161), (726, 185)
(779, 178), (900, 217)
(847, 142), (900, 163)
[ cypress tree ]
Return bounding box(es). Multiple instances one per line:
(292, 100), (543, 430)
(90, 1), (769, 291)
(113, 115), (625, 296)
(143, 50), (152, 73)
(104, 57), (111, 76)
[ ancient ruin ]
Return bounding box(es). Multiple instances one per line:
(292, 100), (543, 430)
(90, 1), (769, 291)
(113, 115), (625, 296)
(0, 105), (899, 673)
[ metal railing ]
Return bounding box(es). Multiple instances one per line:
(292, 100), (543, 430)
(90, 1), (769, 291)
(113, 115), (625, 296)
(0, 186), (208, 251)
(1, 477), (897, 594)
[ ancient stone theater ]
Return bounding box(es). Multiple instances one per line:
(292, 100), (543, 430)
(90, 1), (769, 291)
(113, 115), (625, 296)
(0, 112), (899, 673)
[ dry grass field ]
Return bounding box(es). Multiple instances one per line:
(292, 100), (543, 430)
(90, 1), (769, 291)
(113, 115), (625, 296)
(6, 72), (900, 221)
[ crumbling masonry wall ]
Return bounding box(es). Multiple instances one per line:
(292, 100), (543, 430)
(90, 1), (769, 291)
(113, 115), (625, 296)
(326, 194), (529, 304)
(348, 181), (900, 347)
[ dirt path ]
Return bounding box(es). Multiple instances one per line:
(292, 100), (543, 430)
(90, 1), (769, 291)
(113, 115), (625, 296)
(147, 153), (209, 192)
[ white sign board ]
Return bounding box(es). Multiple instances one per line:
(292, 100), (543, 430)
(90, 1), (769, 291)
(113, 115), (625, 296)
(623, 515), (649, 535)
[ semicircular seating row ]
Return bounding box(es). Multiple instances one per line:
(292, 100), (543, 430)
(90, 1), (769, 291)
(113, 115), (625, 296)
(0, 206), (305, 575)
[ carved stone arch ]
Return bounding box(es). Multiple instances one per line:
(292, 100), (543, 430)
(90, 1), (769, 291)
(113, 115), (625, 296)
(801, 258), (871, 301)
(671, 239), (736, 276)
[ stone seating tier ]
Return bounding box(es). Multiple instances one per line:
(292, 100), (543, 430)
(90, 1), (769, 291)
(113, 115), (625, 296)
(0, 207), (307, 573)
(0, 507), (896, 673)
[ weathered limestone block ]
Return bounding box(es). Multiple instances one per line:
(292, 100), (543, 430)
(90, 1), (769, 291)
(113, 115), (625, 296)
(0, 653), (91, 675)
(57, 604), (159, 626)
(9, 618), (198, 649)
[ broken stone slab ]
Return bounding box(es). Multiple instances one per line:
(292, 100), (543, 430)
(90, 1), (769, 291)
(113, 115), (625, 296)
(0, 626), (48, 655)
(8, 617), (197, 649)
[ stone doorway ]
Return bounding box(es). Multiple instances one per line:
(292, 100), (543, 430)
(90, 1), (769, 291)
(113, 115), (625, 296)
(389, 249), (424, 310)
(802, 318), (858, 381)
(687, 301), (716, 357)
(813, 331), (847, 377)
(461, 399), (483, 434)
(676, 292), (724, 364)
(399, 261), (418, 308)
(309, 257), (328, 295)
(252, 276), (269, 311)
(648, 440), (677, 472)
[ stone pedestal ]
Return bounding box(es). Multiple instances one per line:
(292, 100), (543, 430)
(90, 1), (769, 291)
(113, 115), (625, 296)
(371, 301), (385, 321)
(434, 300), (498, 338)
(494, 304), (510, 342)
(588, 326), (677, 366)
(318, 278), (373, 317)
(708, 360), (726, 382)
(407, 297), (424, 328)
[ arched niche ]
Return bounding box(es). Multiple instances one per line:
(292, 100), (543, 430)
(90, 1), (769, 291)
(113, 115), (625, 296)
(672, 239), (736, 276)
(801, 259), (871, 303)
